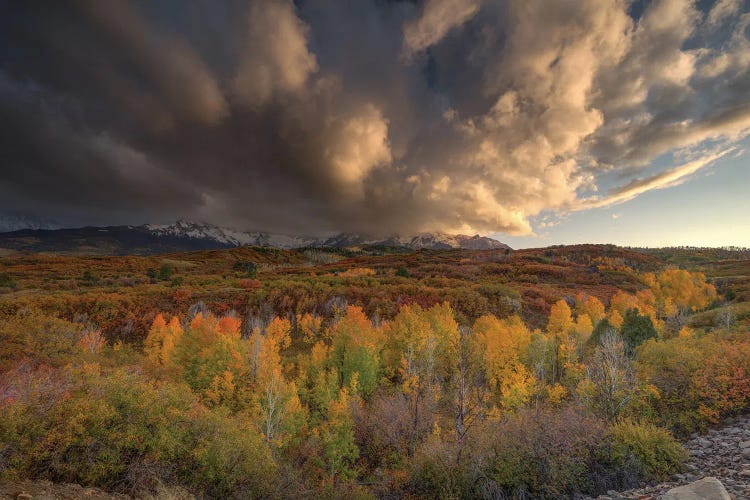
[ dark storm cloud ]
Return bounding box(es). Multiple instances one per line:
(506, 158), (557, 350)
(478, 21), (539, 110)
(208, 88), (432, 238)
(1, 0), (749, 235)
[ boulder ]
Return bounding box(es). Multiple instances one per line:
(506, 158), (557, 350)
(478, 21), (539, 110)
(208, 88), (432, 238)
(661, 477), (730, 500)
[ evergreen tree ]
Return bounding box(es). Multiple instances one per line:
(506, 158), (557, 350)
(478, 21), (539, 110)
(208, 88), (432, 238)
(620, 308), (658, 357)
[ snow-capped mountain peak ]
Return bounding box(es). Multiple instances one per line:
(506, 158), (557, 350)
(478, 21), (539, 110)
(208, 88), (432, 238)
(407, 232), (510, 250)
(0, 214), (60, 233)
(144, 220), (317, 249)
(1, 218), (511, 252)
(318, 230), (510, 250)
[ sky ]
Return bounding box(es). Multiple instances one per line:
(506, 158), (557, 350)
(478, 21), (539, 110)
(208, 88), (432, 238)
(0, 0), (749, 247)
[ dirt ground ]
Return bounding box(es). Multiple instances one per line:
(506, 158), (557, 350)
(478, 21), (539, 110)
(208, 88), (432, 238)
(0, 480), (129, 500)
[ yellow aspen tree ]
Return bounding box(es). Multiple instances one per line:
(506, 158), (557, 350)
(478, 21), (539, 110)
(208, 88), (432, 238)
(473, 314), (533, 411)
(144, 314), (184, 370)
(144, 313), (168, 365)
(448, 325), (488, 462)
(161, 316), (183, 370)
(500, 363), (535, 410)
(547, 300), (574, 384)
(575, 294), (606, 326)
(384, 304), (441, 455)
(608, 309), (624, 329)
(609, 291), (639, 318)
(574, 314), (593, 338)
(247, 316), (303, 446)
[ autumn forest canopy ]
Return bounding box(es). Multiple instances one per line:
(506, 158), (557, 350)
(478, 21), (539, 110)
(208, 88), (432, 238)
(1, 243), (749, 498)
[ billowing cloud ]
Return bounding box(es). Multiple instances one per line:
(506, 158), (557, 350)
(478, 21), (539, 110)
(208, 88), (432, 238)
(403, 0), (484, 56)
(324, 103), (392, 192)
(233, 0), (318, 107)
(0, 0), (749, 236)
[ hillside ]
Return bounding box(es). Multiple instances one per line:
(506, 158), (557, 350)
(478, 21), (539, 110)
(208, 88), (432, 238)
(0, 244), (665, 339)
(1, 244), (748, 499)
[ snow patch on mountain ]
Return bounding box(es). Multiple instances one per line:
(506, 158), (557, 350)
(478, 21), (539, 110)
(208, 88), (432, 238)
(0, 214), (60, 233)
(144, 221), (511, 250)
(144, 220), (316, 249)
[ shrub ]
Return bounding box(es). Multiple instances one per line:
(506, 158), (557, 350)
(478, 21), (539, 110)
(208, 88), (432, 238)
(81, 270), (97, 285)
(0, 273), (16, 290)
(607, 421), (687, 482)
(0, 363), (275, 497)
(635, 336), (706, 433)
(409, 436), (467, 499)
(159, 264), (173, 281)
(339, 267), (377, 278)
(636, 333), (750, 434)
(693, 338), (750, 423)
(0, 311), (81, 372)
(238, 278), (262, 290)
(469, 407), (609, 498)
(233, 261), (258, 278)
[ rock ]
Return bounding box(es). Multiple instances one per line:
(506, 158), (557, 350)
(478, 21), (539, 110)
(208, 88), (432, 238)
(740, 440), (750, 449)
(661, 477), (731, 500)
(15, 493), (32, 500)
(742, 448), (750, 459)
(697, 438), (712, 448)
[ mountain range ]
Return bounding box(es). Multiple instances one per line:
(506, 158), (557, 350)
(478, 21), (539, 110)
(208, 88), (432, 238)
(0, 219), (510, 255)
(0, 214), (60, 233)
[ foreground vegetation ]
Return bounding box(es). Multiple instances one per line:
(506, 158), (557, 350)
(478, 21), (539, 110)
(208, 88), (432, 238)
(1, 245), (749, 498)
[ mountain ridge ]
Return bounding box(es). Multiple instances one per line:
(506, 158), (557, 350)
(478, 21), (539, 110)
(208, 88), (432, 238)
(0, 214), (60, 233)
(0, 219), (511, 255)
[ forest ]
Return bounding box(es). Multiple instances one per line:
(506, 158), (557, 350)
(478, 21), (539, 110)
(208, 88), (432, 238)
(1, 244), (749, 498)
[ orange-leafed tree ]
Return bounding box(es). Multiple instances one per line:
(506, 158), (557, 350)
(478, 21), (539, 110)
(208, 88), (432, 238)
(247, 316), (303, 447)
(297, 313), (324, 344)
(175, 313), (246, 406)
(144, 314), (183, 371)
